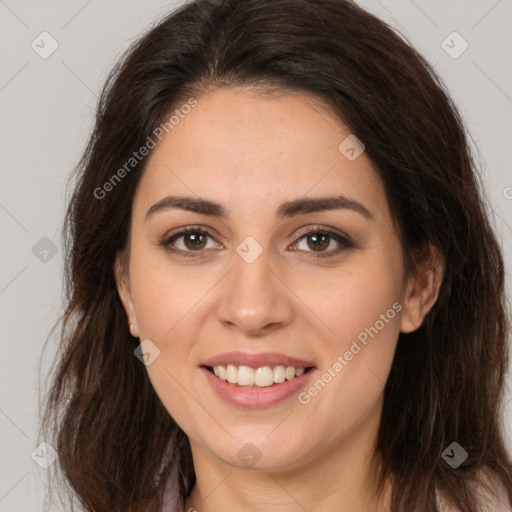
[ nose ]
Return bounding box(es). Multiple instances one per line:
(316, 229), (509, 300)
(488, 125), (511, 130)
(216, 248), (295, 337)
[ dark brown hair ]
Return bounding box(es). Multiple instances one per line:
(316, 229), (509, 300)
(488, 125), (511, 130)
(40, 0), (512, 511)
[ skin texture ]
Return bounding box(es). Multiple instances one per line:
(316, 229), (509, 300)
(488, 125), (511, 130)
(115, 88), (444, 512)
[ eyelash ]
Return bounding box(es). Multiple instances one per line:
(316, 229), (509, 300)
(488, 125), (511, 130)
(160, 225), (354, 259)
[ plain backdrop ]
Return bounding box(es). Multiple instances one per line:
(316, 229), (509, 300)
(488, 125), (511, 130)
(0, 1), (511, 510)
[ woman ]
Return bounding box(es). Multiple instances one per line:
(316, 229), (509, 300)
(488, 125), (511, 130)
(40, 0), (512, 511)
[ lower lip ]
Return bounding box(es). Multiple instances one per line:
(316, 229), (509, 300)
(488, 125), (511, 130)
(201, 367), (315, 408)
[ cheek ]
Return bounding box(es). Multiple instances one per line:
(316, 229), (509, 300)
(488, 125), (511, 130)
(128, 252), (211, 429)
(308, 251), (403, 354)
(129, 250), (207, 341)
(300, 248), (403, 412)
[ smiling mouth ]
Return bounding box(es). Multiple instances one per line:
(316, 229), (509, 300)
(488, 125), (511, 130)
(204, 364), (315, 387)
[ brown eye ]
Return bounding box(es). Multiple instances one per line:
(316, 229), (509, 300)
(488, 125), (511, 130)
(293, 228), (353, 257)
(182, 232), (208, 250)
(161, 227), (219, 257)
(305, 233), (330, 252)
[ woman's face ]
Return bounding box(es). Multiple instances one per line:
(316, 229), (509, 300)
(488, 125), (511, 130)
(116, 88), (435, 472)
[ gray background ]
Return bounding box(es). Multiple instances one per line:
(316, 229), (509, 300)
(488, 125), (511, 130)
(0, 0), (511, 510)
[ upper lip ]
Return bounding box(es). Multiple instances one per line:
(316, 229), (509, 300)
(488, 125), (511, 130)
(201, 351), (316, 369)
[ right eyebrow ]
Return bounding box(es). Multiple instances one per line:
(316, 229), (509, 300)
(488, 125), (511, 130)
(145, 196), (227, 221)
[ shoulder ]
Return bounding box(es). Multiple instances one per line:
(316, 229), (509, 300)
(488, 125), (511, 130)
(161, 464), (184, 512)
(436, 472), (511, 512)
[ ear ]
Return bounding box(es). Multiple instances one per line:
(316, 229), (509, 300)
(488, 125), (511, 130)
(400, 244), (445, 334)
(113, 252), (140, 338)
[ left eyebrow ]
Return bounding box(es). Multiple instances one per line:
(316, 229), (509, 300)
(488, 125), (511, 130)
(275, 195), (373, 221)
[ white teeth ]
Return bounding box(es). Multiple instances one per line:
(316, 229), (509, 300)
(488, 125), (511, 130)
(211, 364), (308, 387)
(237, 365), (255, 386)
(254, 366), (274, 387)
(285, 366), (296, 380)
(226, 364), (238, 384)
(273, 365), (286, 383)
(217, 365), (227, 380)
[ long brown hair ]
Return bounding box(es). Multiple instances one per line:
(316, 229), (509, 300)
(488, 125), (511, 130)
(39, 0), (512, 510)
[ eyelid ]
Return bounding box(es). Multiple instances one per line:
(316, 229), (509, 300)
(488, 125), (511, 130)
(163, 224), (217, 240)
(293, 225), (352, 244)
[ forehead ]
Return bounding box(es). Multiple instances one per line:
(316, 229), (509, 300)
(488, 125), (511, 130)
(134, 88), (388, 223)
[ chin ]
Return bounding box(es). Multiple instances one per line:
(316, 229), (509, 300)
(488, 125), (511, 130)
(204, 433), (310, 472)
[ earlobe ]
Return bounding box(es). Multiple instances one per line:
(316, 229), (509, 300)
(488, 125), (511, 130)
(129, 323), (138, 338)
(399, 244), (445, 334)
(113, 253), (140, 338)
